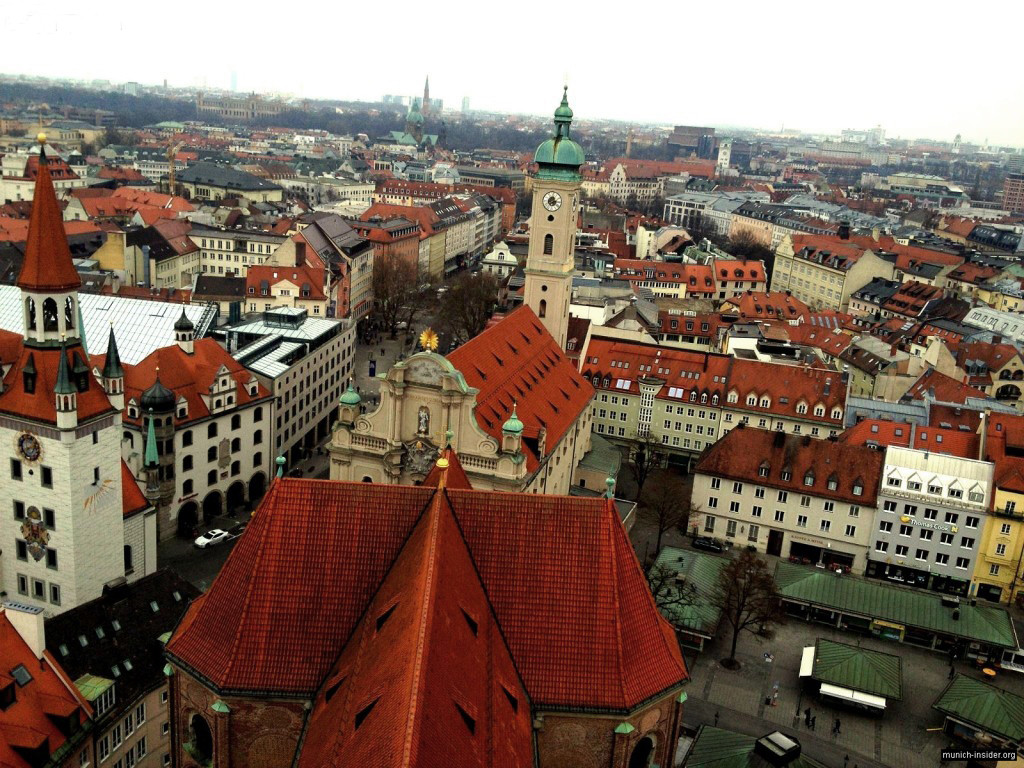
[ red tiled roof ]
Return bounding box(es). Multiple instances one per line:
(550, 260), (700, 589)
(244, 265), (326, 301)
(0, 344), (116, 424)
(727, 358), (845, 424)
(0, 610), (90, 768)
(614, 259), (716, 291)
(696, 426), (884, 505)
(723, 290), (809, 320)
(167, 478), (687, 713)
(903, 368), (988, 404)
(296, 489), (533, 768)
(712, 258), (764, 283)
(122, 340), (270, 427)
(984, 413), (1024, 493)
(121, 461), (150, 519)
(422, 446), (473, 490)
(837, 419), (979, 459)
(16, 150), (82, 292)
(447, 307), (594, 472)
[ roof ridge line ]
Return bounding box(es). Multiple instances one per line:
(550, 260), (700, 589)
(400, 489), (445, 767)
(605, 508), (629, 707)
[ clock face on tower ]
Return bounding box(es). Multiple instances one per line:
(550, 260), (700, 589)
(543, 191), (562, 211)
(16, 432), (41, 462)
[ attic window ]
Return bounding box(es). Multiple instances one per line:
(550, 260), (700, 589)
(150, 601), (160, 613)
(58, 644), (69, 657)
(376, 603), (397, 632)
(354, 698), (379, 730)
(325, 675), (346, 703)
(112, 620), (121, 631)
(461, 608), (478, 637)
(502, 685), (519, 714)
(454, 701), (476, 735)
(10, 665), (32, 687)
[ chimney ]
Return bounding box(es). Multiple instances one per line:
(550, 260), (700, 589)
(978, 411), (988, 461)
(3, 601), (45, 659)
(838, 220), (850, 240)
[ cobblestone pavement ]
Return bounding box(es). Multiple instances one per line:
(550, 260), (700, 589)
(671, 540), (1024, 768)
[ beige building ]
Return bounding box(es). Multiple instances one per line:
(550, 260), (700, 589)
(692, 427), (885, 570)
(188, 226), (286, 277)
(330, 306), (595, 494)
(771, 234), (896, 311)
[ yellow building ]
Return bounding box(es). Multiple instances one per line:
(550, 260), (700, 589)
(975, 412), (1024, 604)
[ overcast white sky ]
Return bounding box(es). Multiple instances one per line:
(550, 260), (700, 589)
(1, 0), (1022, 146)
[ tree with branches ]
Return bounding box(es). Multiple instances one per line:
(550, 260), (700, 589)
(646, 561), (699, 622)
(712, 550), (782, 669)
(628, 430), (663, 501)
(372, 251), (421, 339)
(438, 271), (500, 344)
(641, 477), (695, 557)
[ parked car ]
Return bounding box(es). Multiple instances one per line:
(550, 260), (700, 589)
(194, 529), (230, 549)
(691, 536), (725, 554)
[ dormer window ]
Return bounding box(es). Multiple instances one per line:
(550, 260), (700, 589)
(853, 482), (863, 496)
(803, 471), (815, 487)
(781, 468), (792, 481)
(827, 475), (838, 491)
(758, 462), (770, 477)
(746, 394), (757, 406)
(813, 405), (825, 417)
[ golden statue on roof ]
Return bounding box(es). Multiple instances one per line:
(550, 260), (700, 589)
(419, 328), (439, 352)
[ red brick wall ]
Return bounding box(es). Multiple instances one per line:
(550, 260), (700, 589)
(172, 667), (306, 768)
(535, 688), (683, 768)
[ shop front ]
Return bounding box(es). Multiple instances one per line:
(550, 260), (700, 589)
(788, 537), (857, 571)
(864, 560), (970, 597)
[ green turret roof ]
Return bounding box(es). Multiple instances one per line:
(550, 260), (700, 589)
(534, 86), (585, 180)
(54, 342), (74, 395)
(407, 99), (425, 126)
(502, 406), (524, 435)
(340, 381), (361, 406)
(144, 409), (159, 468)
(102, 326), (124, 379)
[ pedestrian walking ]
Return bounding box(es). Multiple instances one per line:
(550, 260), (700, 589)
(714, 711), (719, 727)
(809, 716), (816, 731)
(948, 664), (955, 680)
(834, 717), (841, 735)
(804, 707), (811, 727)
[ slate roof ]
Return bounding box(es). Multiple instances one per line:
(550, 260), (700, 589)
(811, 638), (903, 700)
(44, 571), (199, 715)
(447, 307), (594, 472)
(178, 162), (282, 192)
(933, 674), (1024, 743)
(166, 478), (687, 716)
(776, 561), (1017, 648)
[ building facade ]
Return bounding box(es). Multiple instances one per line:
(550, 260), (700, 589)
(866, 445), (993, 596)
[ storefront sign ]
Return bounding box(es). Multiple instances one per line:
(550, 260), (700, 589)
(899, 515), (956, 533)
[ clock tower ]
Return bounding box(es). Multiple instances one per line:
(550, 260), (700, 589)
(524, 87), (584, 350)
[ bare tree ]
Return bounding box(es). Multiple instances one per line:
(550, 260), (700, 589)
(628, 431), (663, 501)
(647, 561), (698, 621)
(641, 477), (695, 557)
(372, 251), (420, 339)
(712, 550), (782, 669)
(438, 271), (500, 344)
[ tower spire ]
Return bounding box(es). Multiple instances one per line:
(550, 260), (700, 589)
(102, 324), (124, 379)
(17, 134), (81, 293)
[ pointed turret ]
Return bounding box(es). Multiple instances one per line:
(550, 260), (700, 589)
(501, 402), (524, 455)
(144, 408), (160, 500)
(102, 325), (125, 409)
(54, 341), (78, 430)
(17, 138), (81, 293)
(174, 307), (195, 354)
(18, 135), (83, 348)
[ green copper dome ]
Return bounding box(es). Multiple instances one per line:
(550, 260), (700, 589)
(407, 99), (425, 126)
(340, 381), (362, 406)
(534, 87), (584, 180)
(502, 407), (524, 435)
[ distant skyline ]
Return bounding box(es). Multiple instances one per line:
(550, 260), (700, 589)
(1, 0), (1022, 147)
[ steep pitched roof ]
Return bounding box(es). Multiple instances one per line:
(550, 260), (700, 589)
(0, 607), (91, 768)
(167, 479), (687, 713)
(16, 148), (81, 292)
(296, 490), (532, 768)
(447, 307), (594, 472)
(122, 340), (271, 428)
(696, 426), (884, 505)
(121, 462), (150, 519)
(0, 343), (116, 424)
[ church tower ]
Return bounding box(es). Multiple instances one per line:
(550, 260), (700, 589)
(523, 88), (584, 350)
(423, 75), (430, 116)
(0, 135), (125, 614)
